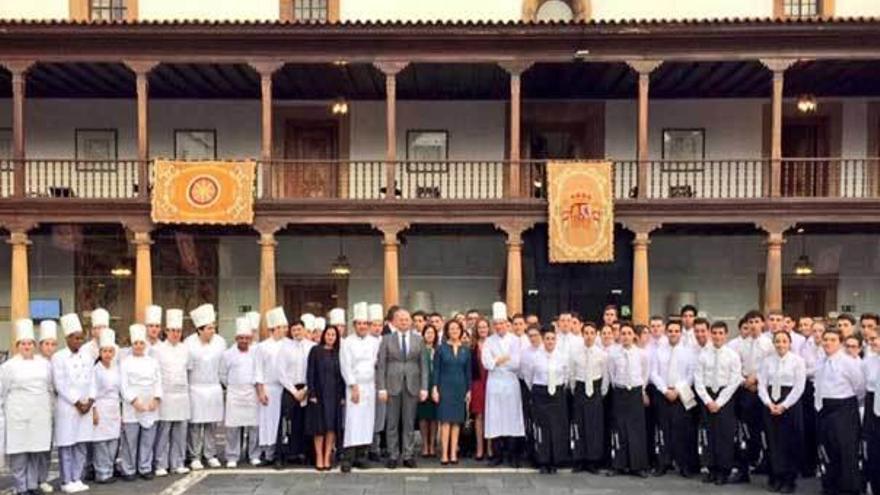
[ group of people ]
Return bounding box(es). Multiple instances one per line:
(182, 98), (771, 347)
(0, 300), (877, 495)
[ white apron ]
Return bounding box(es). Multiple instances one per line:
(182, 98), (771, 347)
(257, 383), (283, 446)
(155, 342), (191, 422)
(3, 356), (53, 454)
(92, 363), (122, 442)
(344, 382), (376, 447)
(186, 335), (225, 424)
(52, 349), (96, 447)
(120, 356), (161, 428)
(225, 384), (258, 428)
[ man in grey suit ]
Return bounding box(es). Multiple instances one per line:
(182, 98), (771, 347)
(377, 308), (429, 468)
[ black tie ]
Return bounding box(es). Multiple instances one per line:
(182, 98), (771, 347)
(401, 333), (408, 357)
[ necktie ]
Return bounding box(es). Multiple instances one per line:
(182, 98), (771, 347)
(771, 355), (782, 402)
(401, 333), (408, 357)
(747, 339), (756, 375)
(624, 350), (632, 390)
(548, 354), (557, 396)
(666, 346), (678, 387)
(873, 372), (880, 416)
(712, 348), (720, 390)
(585, 348), (594, 397)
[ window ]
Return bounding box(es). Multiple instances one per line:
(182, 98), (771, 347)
(280, 0), (339, 22)
(174, 130), (217, 160)
(775, 0), (830, 18)
(90, 0), (128, 21)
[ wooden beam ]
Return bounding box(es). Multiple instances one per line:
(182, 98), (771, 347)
(499, 60), (533, 199)
(374, 61), (409, 200)
(627, 60), (662, 199)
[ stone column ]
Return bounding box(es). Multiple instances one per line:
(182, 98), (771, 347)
(625, 221), (659, 326)
(125, 61), (158, 199)
(761, 59), (795, 198)
(496, 220), (534, 315)
(2, 61), (33, 198)
(758, 220), (791, 313)
(627, 60), (662, 199)
(131, 230), (153, 323)
(375, 221), (408, 309)
(374, 61), (409, 200)
(499, 61), (533, 199)
(249, 61), (284, 199)
(256, 221), (282, 340)
(8, 227), (32, 348)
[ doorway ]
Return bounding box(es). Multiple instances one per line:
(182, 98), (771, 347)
(781, 116), (831, 197)
(282, 120), (339, 198)
(781, 275), (837, 319)
(282, 276), (348, 321)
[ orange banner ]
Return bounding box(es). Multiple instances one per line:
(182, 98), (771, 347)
(151, 160), (255, 225)
(547, 161), (614, 263)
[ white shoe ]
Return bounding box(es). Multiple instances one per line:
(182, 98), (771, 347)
(39, 482), (55, 493)
(190, 460), (204, 471)
(226, 461), (237, 469)
(172, 467), (191, 475)
(249, 459), (262, 467)
(206, 457), (222, 469)
(60, 483), (77, 494)
(72, 481), (89, 492)
(154, 469), (168, 477)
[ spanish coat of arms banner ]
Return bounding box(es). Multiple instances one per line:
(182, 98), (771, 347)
(547, 161), (614, 263)
(151, 160), (256, 225)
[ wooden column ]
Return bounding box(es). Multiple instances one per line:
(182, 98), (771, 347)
(2, 61), (33, 198)
(497, 220), (533, 315)
(256, 222), (282, 340)
(125, 61), (158, 199)
(249, 61), (284, 200)
(499, 61), (533, 199)
(761, 59), (795, 198)
(625, 221), (659, 326)
(131, 230), (153, 323)
(375, 222), (408, 309)
(8, 228), (31, 348)
(758, 220), (791, 314)
(374, 61), (409, 200)
(627, 60), (662, 199)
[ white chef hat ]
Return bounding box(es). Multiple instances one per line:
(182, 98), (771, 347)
(352, 302), (368, 322)
(91, 308), (110, 328)
(60, 313), (83, 337)
(166, 309), (184, 330)
(61, 313), (82, 337)
(129, 323), (147, 343)
(235, 317), (252, 337)
(368, 304), (384, 322)
(14, 318), (35, 343)
(99, 329), (116, 349)
(491, 302), (508, 322)
(301, 313), (316, 331)
(144, 305), (163, 326)
(190, 304), (216, 328)
(329, 308), (346, 326)
(246, 311), (261, 331)
(39, 320), (58, 342)
(266, 307), (288, 329)
(315, 317), (326, 331)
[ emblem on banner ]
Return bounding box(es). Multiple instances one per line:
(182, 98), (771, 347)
(152, 160), (255, 225)
(547, 161), (614, 263)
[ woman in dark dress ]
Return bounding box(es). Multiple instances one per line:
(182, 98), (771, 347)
(433, 320), (472, 465)
(418, 325), (439, 458)
(305, 326), (345, 471)
(469, 318), (492, 460)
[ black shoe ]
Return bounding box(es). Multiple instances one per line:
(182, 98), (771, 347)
(488, 456), (503, 467)
(386, 460), (398, 470)
(652, 467), (668, 477)
(83, 470), (96, 482)
(352, 461), (368, 470)
(728, 471), (750, 484)
(634, 470), (649, 478)
(368, 452), (381, 463)
(779, 483), (795, 494)
(571, 464), (585, 473)
(702, 472), (716, 484)
(403, 459), (417, 469)
(273, 460), (285, 471)
(140, 472), (155, 480)
(340, 463), (352, 473)
(441, 460), (449, 466)
(96, 477), (117, 484)
(714, 477), (727, 486)
(585, 465), (600, 475)
(539, 466), (550, 474)
(122, 474), (137, 482)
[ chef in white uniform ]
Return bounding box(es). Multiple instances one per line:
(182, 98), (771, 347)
(119, 324), (163, 481)
(91, 329), (121, 484)
(481, 302), (525, 467)
(54, 313), (96, 494)
(36, 320), (59, 494)
(3, 320), (54, 495)
(340, 302), (380, 473)
(368, 304), (386, 460)
(82, 308), (110, 362)
(144, 304), (164, 355)
(255, 306), (289, 464)
(185, 303), (226, 470)
(220, 317), (260, 468)
(276, 314), (315, 466)
(153, 308), (191, 476)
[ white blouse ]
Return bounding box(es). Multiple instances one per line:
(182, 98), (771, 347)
(525, 348), (568, 395)
(814, 350), (865, 409)
(757, 351), (806, 409)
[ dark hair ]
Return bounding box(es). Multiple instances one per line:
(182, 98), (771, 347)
(767, 308), (784, 318)
(386, 305), (400, 322)
(773, 330), (792, 343)
(744, 310), (764, 321)
(680, 304), (698, 316)
(319, 326), (340, 352)
(618, 320), (635, 332)
(693, 317), (710, 328)
(649, 315), (665, 323)
(845, 333), (863, 346)
(541, 325), (556, 335)
(422, 325), (438, 348)
(634, 324), (649, 336)
(570, 312), (582, 321)
(838, 313), (857, 325)
(465, 309), (480, 316)
(582, 321), (597, 330)
(429, 312), (442, 320)
(526, 324), (541, 334)
(511, 313), (526, 322)
(666, 320), (681, 330)
(412, 310), (427, 319)
(710, 321), (728, 332)
(443, 320), (464, 342)
(737, 317), (749, 329)
(290, 319), (304, 328)
(603, 305), (618, 314)
(860, 313), (880, 325)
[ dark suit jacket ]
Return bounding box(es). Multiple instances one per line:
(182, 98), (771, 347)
(376, 330), (429, 396)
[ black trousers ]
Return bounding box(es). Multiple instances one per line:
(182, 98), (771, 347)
(276, 385), (310, 463)
(762, 387), (803, 487)
(864, 392), (880, 495)
(734, 387), (765, 472)
(800, 380), (818, 477)
(655, 390), (699, 474)
(818, 397), (861, 495)
(610, 386), (648, 472)
(519, 379), (534, 463)
(571, 380), (605, 464)
(645, 384), (660, 468)
(531, 385), (570, 468)
(703, 388), (737, 478)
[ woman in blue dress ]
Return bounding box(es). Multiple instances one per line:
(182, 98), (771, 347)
(432, 319), (473, 465)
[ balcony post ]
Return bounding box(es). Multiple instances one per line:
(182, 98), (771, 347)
(761, 58), (795, 197)
(627, 60), (662, 199)
(757, 220), (792, 314)
(496, 220), (534, 315)
(2, 61), (33, 198)
(7, 222), (34, 350)
(374, 61), (408, 200)
(127, 224), (154, 324)
(624, 221), (659, 326)
(499, 61), (533, 199)
(255, 220), (283, 340)
(374, 221), (408, 309)
(125, 61), (158, 199)
(249, 61), (284, 200)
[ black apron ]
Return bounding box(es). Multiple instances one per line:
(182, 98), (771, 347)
(863, 392), (880, 495)
(800, 379), (819, 477)
(531, 384), (570, 467)
(703, 387), (737, 475)
(610, 385), (648, 472)
(571, 379), (605, 463)
(817, 397), (861, 495)
(656, 386), (699, 473)
(761, 386), (803, 484)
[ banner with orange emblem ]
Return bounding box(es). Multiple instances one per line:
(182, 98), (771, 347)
(547, 161), (614, 263)
(151, 160), (256, 225)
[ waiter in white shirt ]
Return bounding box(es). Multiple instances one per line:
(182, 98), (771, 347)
(368, 303), (388, 461)
(340, 302), (380, 473)
(863, 334), (880, 495)
(276, 313), (315, 466)
(814, 328), (866, 495)
(606, 322), (650, 477)
(255, 306), (289, 464)
(482, 302), (525, 468)
(55, 313), (96, 494)
(799, 320), (824, 478)
(185, 303), (226, 470)
(569, 322), (609, 474)
(523, 327), (569, 474)
(650, 320), (700, 478)
(153, 308), (191, 476)
(694, 321), (742, 486)
(220, 317), (261, 468)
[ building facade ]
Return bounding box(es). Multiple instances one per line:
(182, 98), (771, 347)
(1, 0), (880, 346)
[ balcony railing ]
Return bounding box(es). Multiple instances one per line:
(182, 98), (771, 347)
(0, 158), (877, 202)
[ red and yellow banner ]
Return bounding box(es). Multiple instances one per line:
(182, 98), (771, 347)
(547, 161), (614, 263)
(151, 160), (255, 225)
